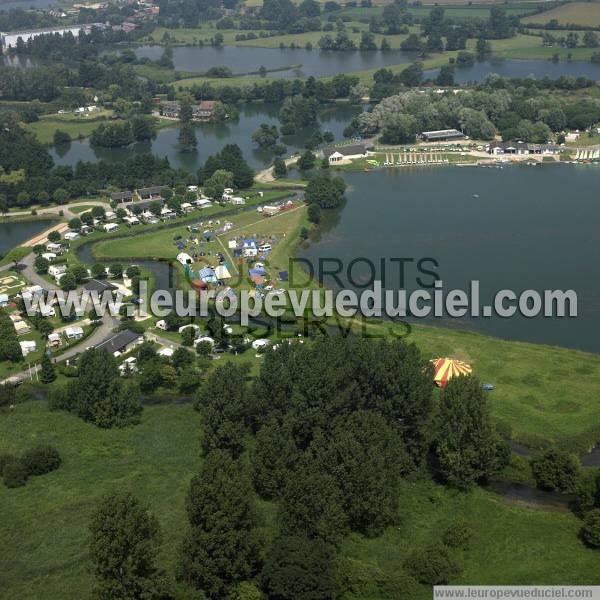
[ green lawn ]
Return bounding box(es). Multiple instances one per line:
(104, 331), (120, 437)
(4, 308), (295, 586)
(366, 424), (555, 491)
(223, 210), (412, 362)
(2, 402), (599, 599)
(24, 111), (113, 146)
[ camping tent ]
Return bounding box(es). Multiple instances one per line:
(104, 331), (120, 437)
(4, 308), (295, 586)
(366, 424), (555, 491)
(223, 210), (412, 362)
(431, 357), (472, 388)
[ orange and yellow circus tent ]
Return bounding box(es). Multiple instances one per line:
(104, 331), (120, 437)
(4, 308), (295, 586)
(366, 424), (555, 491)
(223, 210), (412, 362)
(430, 358), (472, 388)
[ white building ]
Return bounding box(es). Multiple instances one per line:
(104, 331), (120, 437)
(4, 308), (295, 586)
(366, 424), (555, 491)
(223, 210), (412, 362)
(177, 252), (193, 265)
(41, 252), (57, 262)
(323, 144), (367, 164)
(104, 223), (119, 233)
(19, 340), (37, 356)
(65, 326), (84, 340)
(64, 231), (80, 241)
(48, 264), (67, 278)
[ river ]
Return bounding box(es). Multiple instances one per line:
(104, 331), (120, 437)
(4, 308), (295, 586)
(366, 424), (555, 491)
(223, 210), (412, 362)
(299, 163), (600, 354)
(50, 102), (363, 170)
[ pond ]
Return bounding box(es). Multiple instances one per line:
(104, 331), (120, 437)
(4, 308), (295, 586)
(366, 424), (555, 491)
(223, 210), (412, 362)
(50, 102), (363, 171)
(132, 44), (420, 78)
(0, 219), (55, 255)
(425, 57), (600, 83)
(299, 163), (600, 353)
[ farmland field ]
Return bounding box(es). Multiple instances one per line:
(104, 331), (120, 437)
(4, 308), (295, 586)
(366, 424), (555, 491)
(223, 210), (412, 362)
(521, 2), (600, 27)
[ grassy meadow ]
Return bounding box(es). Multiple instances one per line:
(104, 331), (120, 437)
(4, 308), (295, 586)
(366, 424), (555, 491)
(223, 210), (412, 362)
(2, 401), (600, 599)
(522, 2), (600, 27)
(24, 111), (114, 146)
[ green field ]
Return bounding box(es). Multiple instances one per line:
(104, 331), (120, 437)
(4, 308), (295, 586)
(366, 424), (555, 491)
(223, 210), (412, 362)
(1, 401), (599, 599)
(24, 111), (114, 146)
(522, 2), (600, 27)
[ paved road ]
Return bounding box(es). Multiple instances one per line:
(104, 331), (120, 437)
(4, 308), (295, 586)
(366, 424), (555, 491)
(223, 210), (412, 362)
(1, 249), (119, 383)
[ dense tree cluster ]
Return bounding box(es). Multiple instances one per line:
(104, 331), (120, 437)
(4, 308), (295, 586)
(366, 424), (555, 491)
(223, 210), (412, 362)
(49, 348), (142, 428)
(0, 308), (23, 363)
(197, 144), (254, 189)
(354, 85), (600, 143)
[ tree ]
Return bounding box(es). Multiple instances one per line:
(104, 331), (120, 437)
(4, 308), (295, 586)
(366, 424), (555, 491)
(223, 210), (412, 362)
(280, 462), (348, 546)
(581, 509), (600, 547)
(273, 158), (287, 179)
(34, 255), (50, 274)
(279, 95), (319, 134)
(252, 418), (300, 499)
(297, 150), (316, 171)
(172, 346), (194, 371)
(404, 544), (462, 585)
(304, 174), (346, 209)
(204, 169), (234, 200)
(68, 217), (82, 231)
(178, 122), (198, 152)
(195, 363), (249, 458)
(179, 451), (262, 598)
(476, 37), (491, 58)
(3, 460), (28, 488)
(67, 348), (142, 428)
(583, 31), (599, 49)
(60, 272), (77, 291)
(531, 448), (581, 493)
(71, 264), (89, 283)
(130, 115), (156, 142)
(40, 353), (56, 384)
(21, 444), (61, 476)
(181, 327), (196, 347)
(109, 263), (123, 279)
(252, 124), (279, 149)
(380, 113), (418, 144)
(435, 64), (455, 87)
(261, 536), (338, 600)
(307, 203), (320, 224)
(91, 263), (107, 279)
(89, 492), (173, 600)
(53, 129), (71, 146)
(320, 411), (408, 536)
(47, 230), (61, 243)
(434, 376), (509, 489)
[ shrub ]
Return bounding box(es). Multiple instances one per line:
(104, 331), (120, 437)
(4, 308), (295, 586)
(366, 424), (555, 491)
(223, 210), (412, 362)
(3, 459), (28, 488)
(442, 518), (475, 549)
(581, 509), (600, 547)
(47, 385), (74, 411)
(0, 453), (17, 475)
(21, 445), (62, 476)
(404, 544), (462, 585)
(531, 448), (580, 493)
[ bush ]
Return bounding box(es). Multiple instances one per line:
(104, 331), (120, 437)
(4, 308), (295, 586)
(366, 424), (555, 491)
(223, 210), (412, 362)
(3, 459), (28, 488)
(581, 509), (600, 547)
(404, 544), (462, 585)
(0, 453), (17, 475)
(21, 445), (62, 476)
(531, 448), (580, 493)
(442, 518), (474, 548)
(47, 385), (74, 411)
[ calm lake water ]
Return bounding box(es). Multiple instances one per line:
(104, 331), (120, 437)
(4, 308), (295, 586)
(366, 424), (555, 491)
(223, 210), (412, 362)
(425, 57), (600, 83)
(50, 102), (363, 170)
(0, 0), (57, 10)
(131, 45), (600, 81)
(300, 164), (600, 353)
(133, 44), (420, 78)
(0, 220), (54, 254)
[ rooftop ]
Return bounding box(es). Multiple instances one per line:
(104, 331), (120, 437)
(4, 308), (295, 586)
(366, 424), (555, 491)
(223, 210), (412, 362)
(95, 330), (142, 354)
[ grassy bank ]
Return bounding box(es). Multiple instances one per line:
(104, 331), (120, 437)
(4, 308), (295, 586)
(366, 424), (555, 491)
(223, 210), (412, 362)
(1, 401), (599, 600)
(24, 111), (113, 146)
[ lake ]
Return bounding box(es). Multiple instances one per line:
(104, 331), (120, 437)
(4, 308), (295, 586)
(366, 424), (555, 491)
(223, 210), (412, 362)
(132, 44), (420, 78)
(0, 0), (58, 10)
(425, 57), (600, 83)
(131, 45), (600, 81)
(50, 102), (363, 170)
(299, 164), (600, 353)
(0, 219), (54, 254)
